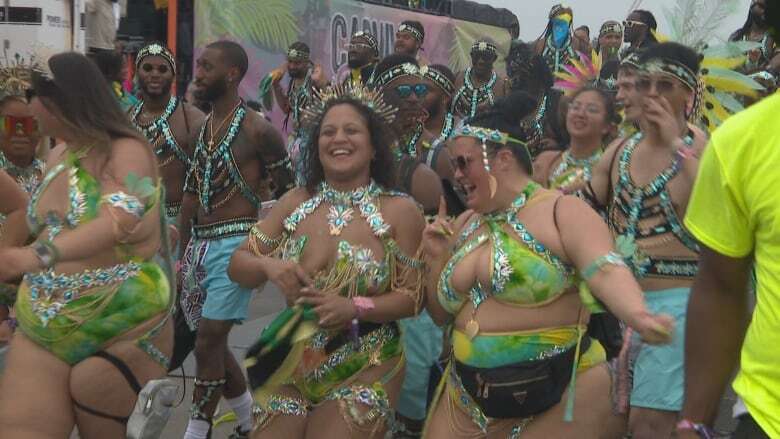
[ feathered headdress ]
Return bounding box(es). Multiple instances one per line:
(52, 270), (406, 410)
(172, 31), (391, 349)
(301, 82), (397, 129)
(553, 49), (603, 95)
(662, 0), (765, 132)
(0, 53), (33, 101)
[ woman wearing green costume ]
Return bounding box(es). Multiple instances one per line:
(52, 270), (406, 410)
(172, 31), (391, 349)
(0, 52), (173, 438)
(421, 93), (673, 438)
(229, 83), (426, 438)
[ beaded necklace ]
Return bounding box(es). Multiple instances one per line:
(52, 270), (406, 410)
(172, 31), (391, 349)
(0, 150), (45, 194)
(542, 35), (576, 74)
(130, 96), (189, 168)
(452, 68), (497, 118)
(609, 133), (700, 277)
(187, 102), (261, 214)
(433, 112), (455, 146)
(396, 123), (424, 161)
(548, 147), (603, 191)
(283, 180), (392, 239)
(289, 69), (313, 127)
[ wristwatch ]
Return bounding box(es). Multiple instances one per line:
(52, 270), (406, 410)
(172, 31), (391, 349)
(31, 241), (59, 268)
(676, 419), (716, 439)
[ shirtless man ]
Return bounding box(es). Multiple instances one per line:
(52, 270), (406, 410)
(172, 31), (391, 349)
(180, 40), (294, 439)
(373, 54), (444, 215)
(451, 39), (510, 119)
(587, 42), (708, 439)
(271, 42), (328, 184)
(129, 42), (205, 248)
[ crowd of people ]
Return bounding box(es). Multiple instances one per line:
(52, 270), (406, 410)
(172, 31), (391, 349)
(0, 1), (778, 438)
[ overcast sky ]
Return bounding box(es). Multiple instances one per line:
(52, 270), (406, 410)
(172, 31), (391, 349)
(479, 0), (752, 43)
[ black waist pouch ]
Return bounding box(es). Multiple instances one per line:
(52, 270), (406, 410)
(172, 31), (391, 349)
(453, 337), (590, 419)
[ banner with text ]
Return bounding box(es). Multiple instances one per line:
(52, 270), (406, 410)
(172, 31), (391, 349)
(194, 0), (511, 134)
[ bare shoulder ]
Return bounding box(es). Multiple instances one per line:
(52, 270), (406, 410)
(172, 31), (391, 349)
(533, 149), (561, 182)
(534, 149), (560, 167)
(46, 142), (70, 166)
(382, 191), (424, 219)
(108, 137), (157, 177)
(244, 108), (275, 137)
(275, 186), (311, 211)
(181, 101), (206, 125)
(380, 191), (426, 235)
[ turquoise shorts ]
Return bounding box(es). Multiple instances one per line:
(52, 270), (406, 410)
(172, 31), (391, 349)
(398, 310), (443, 420)
(630, 287), (690, 411)
(181, 234), (251, 329)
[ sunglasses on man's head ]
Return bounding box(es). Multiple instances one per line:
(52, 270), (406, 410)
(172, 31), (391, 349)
(395, 83), (429, 99)
(348, 42), (375, 51)
(0, 115), (39, 138)
(623, 20), (646, 29)
(141, 63), (170, 74)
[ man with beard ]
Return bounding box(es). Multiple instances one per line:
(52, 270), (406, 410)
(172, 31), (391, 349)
(621, 10), (659, 58)
(272, 42), (328, 131)
(452, 39), (510, 119)
(394, 20), (425, 62)
(420, 64), (456, 166)
(730, 0), (779, 80)
(598, 21), (625, 61)
(271, 42), (327, 184)
(180, 40), (293, 439)
(343, 30), (380, 87)
(373, 54), (442, 214)
(130, 43), (205, 246)
(534, 4), (586, 75)
(506, 40), (559, 158)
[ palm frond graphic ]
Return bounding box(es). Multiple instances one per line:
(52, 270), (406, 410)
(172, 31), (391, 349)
(196, 0), (300, 52)
(664, 0), (740, 48)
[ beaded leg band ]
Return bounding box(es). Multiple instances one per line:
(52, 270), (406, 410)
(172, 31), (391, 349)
(252, 395), (310, 431)
(190, 377), (227, 421)
(326, 383), (396, 436)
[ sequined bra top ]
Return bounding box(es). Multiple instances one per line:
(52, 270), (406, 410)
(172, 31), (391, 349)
(27, 151), (159, 241)
(438, 183), (576, 315)
(25, 150), (160, 325)
(250, 181), (424, 300)
(608, 133), (700, 279)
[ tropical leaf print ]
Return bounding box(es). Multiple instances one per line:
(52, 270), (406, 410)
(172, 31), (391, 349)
(195, 0), (300, 52)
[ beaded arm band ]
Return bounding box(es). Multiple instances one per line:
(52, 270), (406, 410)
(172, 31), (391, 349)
(102, 191), (146, 218)
(581, 251), (628, 280)
(248, 223), (283, 255)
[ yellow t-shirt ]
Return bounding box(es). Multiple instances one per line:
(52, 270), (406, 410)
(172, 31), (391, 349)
(684, 93), (780, 438)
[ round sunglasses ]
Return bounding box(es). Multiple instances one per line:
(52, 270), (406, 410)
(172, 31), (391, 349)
(395, 83), (429, 99)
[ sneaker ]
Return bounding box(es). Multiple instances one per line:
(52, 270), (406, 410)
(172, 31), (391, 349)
(227, 425), (251, 439)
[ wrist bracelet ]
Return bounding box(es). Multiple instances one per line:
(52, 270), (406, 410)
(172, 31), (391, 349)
(352, 296), (375, 319)
(676, 419), (716, 439)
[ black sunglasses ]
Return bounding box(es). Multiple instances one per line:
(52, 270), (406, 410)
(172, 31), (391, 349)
(395, 83), (429, 99)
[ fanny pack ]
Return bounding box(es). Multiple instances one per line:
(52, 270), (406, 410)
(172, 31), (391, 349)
(454, 336), (590, 419)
